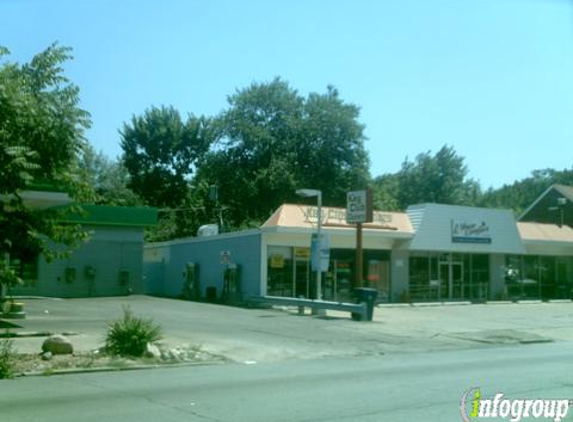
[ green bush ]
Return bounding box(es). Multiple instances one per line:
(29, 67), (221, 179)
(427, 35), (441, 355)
(0, 337), (15, 379)
(105, 306), (163, 358)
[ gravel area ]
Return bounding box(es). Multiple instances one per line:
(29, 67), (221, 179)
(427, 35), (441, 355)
(7, 343), (228, 377)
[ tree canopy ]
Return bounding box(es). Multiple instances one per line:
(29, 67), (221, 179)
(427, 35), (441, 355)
(372, 145), (481, 211)
(120, 106), (212, 209)
(196, 78), (370, 228)
(0, 43), (92, 272)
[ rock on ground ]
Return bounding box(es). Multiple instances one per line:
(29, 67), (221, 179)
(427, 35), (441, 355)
(42, 335), (74, 355)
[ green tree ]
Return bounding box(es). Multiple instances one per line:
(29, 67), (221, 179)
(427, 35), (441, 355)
(120, 106), (212, 209)
(0, 43), (92, 275)
(198, 78), (370, 228)
(299, 86), (370, 204)
(77, 144), (141, 206)
(371, 173), (401, 211)
(371, 145), (481, 211)
(395, 145), (480, 209)
(479, 168), (573, 214)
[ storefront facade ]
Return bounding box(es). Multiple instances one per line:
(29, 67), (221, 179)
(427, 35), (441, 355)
(144, 192), (573, 303)
(259, 202), (573, 303)
(260, 204), (413, 302)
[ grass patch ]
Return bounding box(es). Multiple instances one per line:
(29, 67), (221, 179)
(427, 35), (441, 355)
(0, 337), (15, 379)
(105, 306), (163, 358)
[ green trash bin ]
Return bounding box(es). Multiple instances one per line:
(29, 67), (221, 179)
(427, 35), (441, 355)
(353, 287), (378, 321)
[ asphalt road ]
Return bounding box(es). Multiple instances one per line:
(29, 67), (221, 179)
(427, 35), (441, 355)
(3, 341), (573, 422)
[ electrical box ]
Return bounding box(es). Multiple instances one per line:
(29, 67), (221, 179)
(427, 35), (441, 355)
(118, 270), (130, 286)
(84, 265), (96, 278)
(64, 267), (77, 283)
(182, 262), (199, 300)
(222, 264), (241, 304)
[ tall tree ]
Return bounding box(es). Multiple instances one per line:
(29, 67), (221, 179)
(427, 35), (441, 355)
(120, 106), (212, 208)
(299, 86), (370, 205)
(0, 43), (92, 280)
(479, 168), (573, 214)
(372, 145), (480, 210)
(198, 78), (370, 228)
(76, 144), (141, 206)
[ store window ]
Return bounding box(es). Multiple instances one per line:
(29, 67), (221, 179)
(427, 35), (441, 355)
(505, 255), (572, 300)
(267, 246), (293, 297)
(409, 253), (490, 301)
(267, 246), (390, 301)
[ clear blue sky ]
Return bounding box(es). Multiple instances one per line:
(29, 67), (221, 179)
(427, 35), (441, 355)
(2, 0), (572, 188)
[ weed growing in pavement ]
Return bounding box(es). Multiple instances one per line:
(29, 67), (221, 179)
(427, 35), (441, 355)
(105, 306), (163, 358)
(0, 334), (15, 379)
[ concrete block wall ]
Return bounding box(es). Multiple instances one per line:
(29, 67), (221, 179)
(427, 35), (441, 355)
(144, 231), (262, 300)
(13, 226), (145, 298)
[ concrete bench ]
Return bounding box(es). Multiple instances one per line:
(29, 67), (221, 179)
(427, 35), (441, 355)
(255, 295), (368, 321)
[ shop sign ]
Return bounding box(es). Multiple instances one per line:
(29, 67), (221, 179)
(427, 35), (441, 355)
(310, 233), (330, 272)
(270, 254), (285, 268)
(346, 190), (374, 224)
(304, 207), (391, 226)
(294, 247), (311, 260)
(451, 220), (492, 244)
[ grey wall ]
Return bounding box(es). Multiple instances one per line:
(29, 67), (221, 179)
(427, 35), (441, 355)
(144, 231), (262, 300)
(14, 226), (145, 298)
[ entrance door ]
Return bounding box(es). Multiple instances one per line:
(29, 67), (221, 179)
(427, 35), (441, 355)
(439, 260), (464, 300)
(438, 263), (450, 300)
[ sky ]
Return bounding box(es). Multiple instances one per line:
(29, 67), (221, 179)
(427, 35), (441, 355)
(1, 0), (572, 189)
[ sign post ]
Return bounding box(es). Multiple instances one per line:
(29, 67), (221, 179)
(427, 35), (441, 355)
(346, 189), (373, 289)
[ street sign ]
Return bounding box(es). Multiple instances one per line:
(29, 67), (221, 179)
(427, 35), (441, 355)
(310, 233), (330, 272)
(346, 189), (373, 224)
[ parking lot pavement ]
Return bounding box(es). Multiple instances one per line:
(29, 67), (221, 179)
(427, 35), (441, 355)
(4, 296), (573, 363)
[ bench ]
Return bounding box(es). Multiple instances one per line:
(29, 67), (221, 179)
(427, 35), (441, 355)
(254, 295), (369, 321)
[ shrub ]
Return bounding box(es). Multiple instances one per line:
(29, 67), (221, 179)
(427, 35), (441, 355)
(105, 306), (163, 358)
(0, 337), (15, 379)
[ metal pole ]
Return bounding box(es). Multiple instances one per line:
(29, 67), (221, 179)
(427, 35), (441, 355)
(355, 222), (363, 289)
(316, 192), (322, 300)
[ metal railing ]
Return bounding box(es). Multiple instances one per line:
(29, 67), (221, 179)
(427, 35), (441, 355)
(251, 295), (368, 321)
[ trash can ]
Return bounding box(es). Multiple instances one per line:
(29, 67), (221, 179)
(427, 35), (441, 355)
(353, 287), (378, 321)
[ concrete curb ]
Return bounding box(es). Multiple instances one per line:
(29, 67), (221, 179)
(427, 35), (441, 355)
(15, 359), (227, 378)
(378, 300), (573, 308)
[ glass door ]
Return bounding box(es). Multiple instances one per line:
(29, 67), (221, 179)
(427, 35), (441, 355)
(438, 256), (464, 300)
(438, 262), (450, 300)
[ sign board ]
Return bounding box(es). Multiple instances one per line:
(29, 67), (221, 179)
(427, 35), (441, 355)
(220, 250), (231, 265)
(310, 233), (330, 272)
(294, 247), (310, 260)
(270, 254), (285, 269)
(346, 190), (373, 224)
(451, 220), (492, 244)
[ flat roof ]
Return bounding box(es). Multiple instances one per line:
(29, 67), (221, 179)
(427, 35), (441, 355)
(59, 204), (158, 228)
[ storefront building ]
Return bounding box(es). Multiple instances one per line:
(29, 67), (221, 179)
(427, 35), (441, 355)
(260, 204), (413, 302)
(144, 186), (573, 303)
(10, 204), (158, 298)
